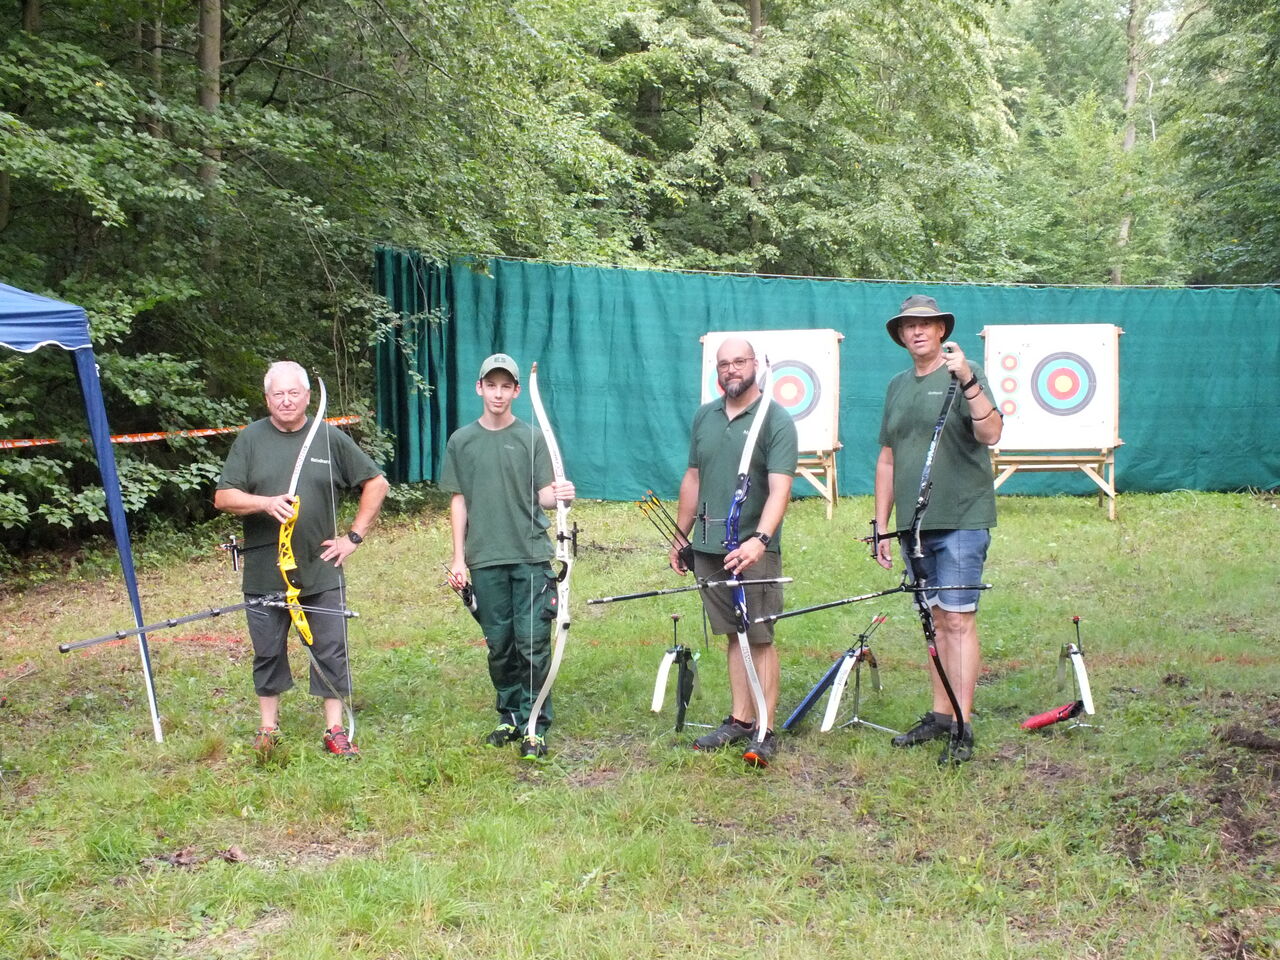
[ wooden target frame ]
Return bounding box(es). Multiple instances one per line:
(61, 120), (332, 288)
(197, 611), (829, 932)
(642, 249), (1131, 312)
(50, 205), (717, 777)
(701, 329), (843, 518)
(981, 323), (1124, 519)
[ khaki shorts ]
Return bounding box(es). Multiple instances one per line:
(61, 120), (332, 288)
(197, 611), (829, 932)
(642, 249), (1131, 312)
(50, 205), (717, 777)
(692, 550), (783, 645)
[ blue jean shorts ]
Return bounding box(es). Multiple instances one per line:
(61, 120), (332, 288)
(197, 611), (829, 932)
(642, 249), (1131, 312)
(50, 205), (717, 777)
(900, 528), (991, 613)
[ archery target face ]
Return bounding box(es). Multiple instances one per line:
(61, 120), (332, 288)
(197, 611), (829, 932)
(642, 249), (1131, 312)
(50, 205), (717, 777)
(701, 330), (840, 450)
(983, 324), (1119, 449)
(1031, 353), (1096, 416)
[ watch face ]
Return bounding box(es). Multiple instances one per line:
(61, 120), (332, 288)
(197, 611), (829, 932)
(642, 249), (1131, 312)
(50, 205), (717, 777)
(347, 531), (363, 544)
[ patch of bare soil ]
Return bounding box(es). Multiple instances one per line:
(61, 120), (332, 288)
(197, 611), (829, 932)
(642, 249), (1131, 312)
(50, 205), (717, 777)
(1108, 690), (1280, 872)
(1199, 906), (1280, 960)
(175, 908), (290, 959)
(987, 740), (1085, 784)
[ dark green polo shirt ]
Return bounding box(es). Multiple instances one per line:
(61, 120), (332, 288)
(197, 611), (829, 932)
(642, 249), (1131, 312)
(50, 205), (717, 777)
(217, 418), (383, 595)
(877, 364), (998, 531)
(439, 418), (555, 569)
(687, 396), (798, 554)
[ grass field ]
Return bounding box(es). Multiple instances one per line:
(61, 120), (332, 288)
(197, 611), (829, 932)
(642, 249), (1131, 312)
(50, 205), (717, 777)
(1, 492), (1277, 959)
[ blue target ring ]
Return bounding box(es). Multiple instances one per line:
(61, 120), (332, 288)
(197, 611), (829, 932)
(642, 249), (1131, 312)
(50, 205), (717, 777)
(770, 360), (820, 420)
(705, 359), (820, 421)
(1032, 352), (1096, 416)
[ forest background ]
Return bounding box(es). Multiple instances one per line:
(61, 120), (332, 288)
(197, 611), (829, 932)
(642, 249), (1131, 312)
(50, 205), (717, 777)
(2, 0), (1277, 566)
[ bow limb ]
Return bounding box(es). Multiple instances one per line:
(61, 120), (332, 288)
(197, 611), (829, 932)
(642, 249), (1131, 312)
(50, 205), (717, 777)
(276, 379), (357, 737)
(525, 362), (576, 744)
(278, 379), (327, 646)
(724, 359), (774, 747)
(904, 372), (967, 753)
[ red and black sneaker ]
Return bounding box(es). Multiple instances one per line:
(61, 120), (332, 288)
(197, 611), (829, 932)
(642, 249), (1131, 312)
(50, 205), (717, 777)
(323, 725), (359, 758)
(741, 730), (779, 769)
(253, 725), (281, 757)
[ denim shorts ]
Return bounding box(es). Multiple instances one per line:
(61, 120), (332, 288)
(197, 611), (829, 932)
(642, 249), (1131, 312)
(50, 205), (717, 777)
(900, 528), (991, 613)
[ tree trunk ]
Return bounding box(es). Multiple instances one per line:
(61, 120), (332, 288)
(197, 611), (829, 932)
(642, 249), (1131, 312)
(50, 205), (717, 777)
(1111, 0), (1142, 285)
(746, 0), (764, 245)
(148, 3), (164, 138)
(2, 0), (43, 231)
(197, 0), (221, 189)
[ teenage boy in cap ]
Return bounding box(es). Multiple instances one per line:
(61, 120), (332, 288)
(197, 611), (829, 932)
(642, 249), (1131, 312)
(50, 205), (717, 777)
(440, 353), (576, 761)
(873, 296), (1002, 764)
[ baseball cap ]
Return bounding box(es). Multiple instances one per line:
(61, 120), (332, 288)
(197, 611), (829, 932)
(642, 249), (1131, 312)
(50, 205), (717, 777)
(478, 353), (520, 382)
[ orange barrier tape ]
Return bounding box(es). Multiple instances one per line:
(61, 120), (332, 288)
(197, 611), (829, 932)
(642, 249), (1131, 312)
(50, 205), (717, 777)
(0, 415), (362, 451)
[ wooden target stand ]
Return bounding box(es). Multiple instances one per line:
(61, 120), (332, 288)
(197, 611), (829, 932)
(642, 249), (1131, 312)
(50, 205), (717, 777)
(796, 444), (840, 519)
(989, 445), (1120, 520)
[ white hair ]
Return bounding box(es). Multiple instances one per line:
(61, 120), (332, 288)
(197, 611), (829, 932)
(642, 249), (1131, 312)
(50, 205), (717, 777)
(264, 361), (310, 394)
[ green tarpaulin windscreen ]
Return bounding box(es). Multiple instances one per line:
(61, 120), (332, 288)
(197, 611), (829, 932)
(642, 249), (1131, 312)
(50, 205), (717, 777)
(374, 251), (1279, 500)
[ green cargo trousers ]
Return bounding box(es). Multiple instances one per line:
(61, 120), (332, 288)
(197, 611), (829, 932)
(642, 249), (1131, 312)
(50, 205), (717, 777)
(471, 561), (556, 735)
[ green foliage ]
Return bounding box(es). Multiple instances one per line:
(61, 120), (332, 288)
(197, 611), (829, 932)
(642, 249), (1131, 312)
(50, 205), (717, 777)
(1, 0), (1275, 553)
(1163, 0), (1280, 282)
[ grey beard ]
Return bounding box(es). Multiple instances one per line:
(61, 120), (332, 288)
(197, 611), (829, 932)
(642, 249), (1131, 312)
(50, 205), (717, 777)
(723, 377), (753, 399)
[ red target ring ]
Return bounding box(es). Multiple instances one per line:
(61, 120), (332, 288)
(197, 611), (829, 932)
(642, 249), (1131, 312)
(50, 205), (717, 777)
(1032, 352), (1096, 416)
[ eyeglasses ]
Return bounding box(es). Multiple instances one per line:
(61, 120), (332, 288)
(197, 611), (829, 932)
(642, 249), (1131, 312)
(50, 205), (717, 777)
(268, 389), (305, 402)
(716, 356), (756, 372)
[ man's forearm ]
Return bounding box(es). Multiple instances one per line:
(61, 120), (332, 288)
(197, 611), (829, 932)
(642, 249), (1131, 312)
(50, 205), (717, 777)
(756, 473), (794, 537)
(349, 475), (389, 537)
(214, 487), (269, 516)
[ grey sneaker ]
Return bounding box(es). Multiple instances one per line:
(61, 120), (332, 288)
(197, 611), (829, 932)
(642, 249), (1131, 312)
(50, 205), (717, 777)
(693, 717), (756, 751)
(741, 730), (779, 768)
(938, 723), (975, 766)
(891, 711), (952, 748)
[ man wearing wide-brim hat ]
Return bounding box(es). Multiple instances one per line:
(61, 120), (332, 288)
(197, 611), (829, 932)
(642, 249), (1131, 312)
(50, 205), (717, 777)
(872, 295), (1002, 764)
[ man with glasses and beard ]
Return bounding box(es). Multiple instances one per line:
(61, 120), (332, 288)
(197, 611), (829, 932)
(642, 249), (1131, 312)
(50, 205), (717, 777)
(666, 337), (797, 766)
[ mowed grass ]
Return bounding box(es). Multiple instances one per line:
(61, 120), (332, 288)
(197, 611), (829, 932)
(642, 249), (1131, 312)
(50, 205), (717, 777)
(1, 492), (1277, 959)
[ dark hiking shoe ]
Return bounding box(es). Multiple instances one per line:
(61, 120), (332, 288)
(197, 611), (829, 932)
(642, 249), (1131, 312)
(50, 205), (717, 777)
(742, 730), (779, 768)
(323, 725), (359, 758)
(485, 723), (520, 748)
(891, 711), (952, 748)
(519, 734), (549, 762)
(693, 717), (756, 751)
(938, 723), (975, 766)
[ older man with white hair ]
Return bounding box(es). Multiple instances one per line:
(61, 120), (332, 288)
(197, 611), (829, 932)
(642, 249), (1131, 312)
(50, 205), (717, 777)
(215, 361), (388, 759)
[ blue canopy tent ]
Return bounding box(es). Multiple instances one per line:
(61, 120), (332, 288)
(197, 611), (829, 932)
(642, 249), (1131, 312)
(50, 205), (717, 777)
(0, 282), (163, 742)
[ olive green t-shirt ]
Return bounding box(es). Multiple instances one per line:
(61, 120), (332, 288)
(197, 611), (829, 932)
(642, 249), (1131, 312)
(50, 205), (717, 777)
(877, 364), (998, 531)
(439, 419), (555, 569)
(687, 396), (799, 554)
(217, 418), (383, 595)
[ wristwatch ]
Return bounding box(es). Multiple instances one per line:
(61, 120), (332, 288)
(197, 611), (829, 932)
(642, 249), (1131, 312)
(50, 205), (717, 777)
(346, 530), (364, 545)
(752, 531), (772, 547)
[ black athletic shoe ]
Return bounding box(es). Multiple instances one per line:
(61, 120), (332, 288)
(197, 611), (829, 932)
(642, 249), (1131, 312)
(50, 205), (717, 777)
(741, 730), (779, 768)
(938, 723), (975, 766)
(693, 717), (756, 751)
(891, 711), (952, 748)
(485, 723), (520, 748)
(519, 734), (549, 762)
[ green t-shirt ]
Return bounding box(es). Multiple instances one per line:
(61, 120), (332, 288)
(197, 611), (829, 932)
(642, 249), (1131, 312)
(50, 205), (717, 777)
(687, 396), (799, 554)
(877, 364), (998, 531)
(217, 418), (383, 595)
(439, 418), (555, 569)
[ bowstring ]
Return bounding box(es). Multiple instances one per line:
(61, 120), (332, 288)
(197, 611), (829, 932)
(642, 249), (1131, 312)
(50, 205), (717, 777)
(528, 394), (538, 735)
(323, 393), (356, 738)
